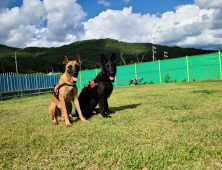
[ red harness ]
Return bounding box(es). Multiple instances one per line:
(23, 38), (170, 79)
(85, 80), (98, 90)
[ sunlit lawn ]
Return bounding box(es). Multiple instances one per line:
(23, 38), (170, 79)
(0, 80), (222, 169)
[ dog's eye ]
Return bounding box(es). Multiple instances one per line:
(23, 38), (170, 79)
(106, 65), (109, 69)
(75, 64), (79, 71)
(68, 65), (72, 69)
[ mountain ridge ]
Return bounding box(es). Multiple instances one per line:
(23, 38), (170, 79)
(0, 38), (216, 74)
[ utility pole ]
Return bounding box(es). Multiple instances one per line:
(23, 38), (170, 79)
(152, 46), (156, 61)
(164, 51), (168, 59)
(12, 52), (18, 75)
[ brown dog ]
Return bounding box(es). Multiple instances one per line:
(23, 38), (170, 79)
(48, 53), (89, 127)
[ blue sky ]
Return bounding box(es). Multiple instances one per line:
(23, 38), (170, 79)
(0, 0), (222, 50)
(2, 0), (195, 21)
(79, 0), (195, 20)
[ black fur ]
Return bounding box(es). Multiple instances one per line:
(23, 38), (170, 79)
(77, 53), (117, 118)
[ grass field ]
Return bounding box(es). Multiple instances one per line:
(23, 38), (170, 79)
(0, 80), (222, 169)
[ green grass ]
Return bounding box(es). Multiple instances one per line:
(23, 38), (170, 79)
(0, 80), (222, 169)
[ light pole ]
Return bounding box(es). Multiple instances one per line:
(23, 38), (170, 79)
(12, 52), (18, 75)
(152, 46), (156, 61)
(164, 51), (168, 59)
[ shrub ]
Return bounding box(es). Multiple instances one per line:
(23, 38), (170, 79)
(164, 74), (171, 83)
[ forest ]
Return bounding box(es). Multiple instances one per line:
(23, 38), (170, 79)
(0, 38), (216, 74)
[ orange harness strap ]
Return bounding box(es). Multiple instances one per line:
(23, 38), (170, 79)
(52, 82), (76, 101)
(85, 80), (98, 90)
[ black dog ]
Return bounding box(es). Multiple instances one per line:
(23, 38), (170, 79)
(77, 53), (117, 119)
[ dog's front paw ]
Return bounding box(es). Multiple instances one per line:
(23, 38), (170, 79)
(82, 119), (90, 124)
(66, 123), (72, 127)
(53, 120), (58, 125)
(105, 115), (112, 118)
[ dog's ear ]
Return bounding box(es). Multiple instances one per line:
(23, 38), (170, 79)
(63, 54), (69, 66)
(101, 54), (108, 65)
(75, 53), (81, 64)
(110, 53), (116, 63)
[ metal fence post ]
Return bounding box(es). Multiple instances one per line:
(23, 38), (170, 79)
(186, 56), (190, 82)
(135, 63), (137, 79)
(80, 71), (82, 89)
(219, 51), (222, 79)
(158, 60), (161, 83)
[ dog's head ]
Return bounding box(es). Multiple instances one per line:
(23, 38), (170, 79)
(101, 53), (116, 82)
(63, 53), (81, 83)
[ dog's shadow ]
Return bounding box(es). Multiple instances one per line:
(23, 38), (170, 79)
(70, 103), (141, 122)
(109, 103), (141, 112)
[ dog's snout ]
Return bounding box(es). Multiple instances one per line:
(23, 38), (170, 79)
(110, 72), (115, 77)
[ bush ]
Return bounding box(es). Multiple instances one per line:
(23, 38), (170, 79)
(164, 74), (171, 83)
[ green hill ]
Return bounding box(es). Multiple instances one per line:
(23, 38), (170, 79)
(0, 39), (216, 74)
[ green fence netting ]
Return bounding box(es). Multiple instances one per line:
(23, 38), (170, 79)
(1, 52), (220, 96)
(188, 52), (220, 81)
(76, 51), (221, 88)
(115, 64), (136, 86)
(136, 61), (160, 84)
(16, 51), (213, 90)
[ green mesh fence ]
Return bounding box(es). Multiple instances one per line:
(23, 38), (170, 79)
(76, 52), (221, 89)
(136, 62), (160, 84)
(188, 52), (220, 81)
(115, 64), (136, 86)
(160, 57), (187, 83)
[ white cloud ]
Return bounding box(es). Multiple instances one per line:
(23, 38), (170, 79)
(0, 7), (36, 47)
(82, 5), (222, 49)
(0, 0), (222, 50)
(0, 0), (86, 47)
(0, 0), (11, 7)
(98, 0), (110, 6)
(43, 0), (86, 42)
(122, 0), (130, 4)
(195, 0), (222, 9)
(21, 0), (45, 27)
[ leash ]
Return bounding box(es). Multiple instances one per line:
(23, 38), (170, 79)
(52, 83), (76, 101)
